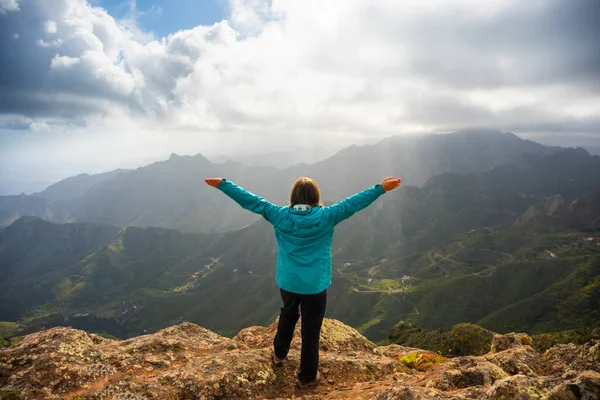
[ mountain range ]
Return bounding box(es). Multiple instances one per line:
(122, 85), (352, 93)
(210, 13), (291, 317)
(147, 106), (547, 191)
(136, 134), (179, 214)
(0, 129), (554, 233)
(1, 130), (598, 343)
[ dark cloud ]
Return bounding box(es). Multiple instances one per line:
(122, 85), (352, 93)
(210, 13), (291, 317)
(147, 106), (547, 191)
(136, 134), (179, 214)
(0, 8), (56, 92)
(403, 92), (600, 135)
(0, 0), (135, 117)
(0, 0), (241, 120)
(0, 90), (116, 119)
(403, 0), (600, 89)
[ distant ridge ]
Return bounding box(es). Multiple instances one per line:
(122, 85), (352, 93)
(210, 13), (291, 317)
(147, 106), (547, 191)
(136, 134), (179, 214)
(33, 169), (132, 202)
(0, 129), (563, 233)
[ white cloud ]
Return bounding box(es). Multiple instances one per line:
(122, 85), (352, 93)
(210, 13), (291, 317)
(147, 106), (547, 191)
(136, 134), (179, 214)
(50, 54), (79, 69)
(0, 0), (19, 14)
(0, 0), (599, 188)
(37, 38), (63, 48)
(229, 0), (270, 35)
(45, 20), (57, 34)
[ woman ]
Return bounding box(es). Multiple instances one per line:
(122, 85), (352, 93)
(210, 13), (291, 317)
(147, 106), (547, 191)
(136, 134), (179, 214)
(205, 176), (401, 387)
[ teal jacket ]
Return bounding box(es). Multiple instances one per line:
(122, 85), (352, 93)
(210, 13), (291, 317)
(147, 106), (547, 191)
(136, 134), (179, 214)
(218, 179), (386, 294)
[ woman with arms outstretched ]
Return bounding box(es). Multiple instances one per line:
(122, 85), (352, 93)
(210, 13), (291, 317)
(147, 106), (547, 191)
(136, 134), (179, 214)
(205, 176), (402, 387)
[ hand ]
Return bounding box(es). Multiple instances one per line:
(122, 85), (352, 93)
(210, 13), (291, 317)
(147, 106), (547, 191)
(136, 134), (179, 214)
(205, 178), (223, 188)
(381, 176), (402, 192)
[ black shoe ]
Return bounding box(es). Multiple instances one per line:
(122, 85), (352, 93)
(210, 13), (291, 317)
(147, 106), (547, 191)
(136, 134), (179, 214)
(272, 350), (285, 367)
(297, 371), (320, 388)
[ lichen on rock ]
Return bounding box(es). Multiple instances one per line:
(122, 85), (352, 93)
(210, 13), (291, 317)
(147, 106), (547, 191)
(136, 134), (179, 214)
(234, 317), (377, 354)
(426, 356), (509, 391)
(483, 374), (547, 400)
(485, 345), (548, 377)
(490, 332), (534, 353)
(1, 320), (599, 399)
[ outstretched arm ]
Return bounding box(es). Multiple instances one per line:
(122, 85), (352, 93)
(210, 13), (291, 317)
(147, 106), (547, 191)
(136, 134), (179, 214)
(205, 178), (282, 224)
(327, 176), (402, 225)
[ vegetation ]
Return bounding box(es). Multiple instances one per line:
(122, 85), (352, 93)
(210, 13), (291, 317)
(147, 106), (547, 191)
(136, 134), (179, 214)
(0, 148), (599, 342)
(397, 352), (446, 371)
(388, 321), (494, 357)
(532, 328), (600, 353)
(0, 322), (19, 348)
(388, 321), (600, 357)
(0, 389), (20, 400)
(0, 322), (17, 337)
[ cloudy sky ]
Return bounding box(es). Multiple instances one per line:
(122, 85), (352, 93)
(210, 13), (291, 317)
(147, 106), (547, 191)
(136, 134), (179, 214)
(0, 0), (599, 193)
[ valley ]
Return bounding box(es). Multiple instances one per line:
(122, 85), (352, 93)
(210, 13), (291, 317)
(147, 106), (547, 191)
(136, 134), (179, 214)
(1, 132), (599, 344)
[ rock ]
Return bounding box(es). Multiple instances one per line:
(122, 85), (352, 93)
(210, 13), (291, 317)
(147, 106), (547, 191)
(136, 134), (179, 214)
(547, 385), (583, 400)
(490, 333), (534, 353)
(545, 340), (600, 373)
(547, 370), (600, 400)
(573, 341), (600, 372)
(576, 370), (600, 395)
(379, 344), (445, 373)
(379, 344), (428, 359)
(544, 343), (580, 372)
(0, 327), (115, 398)
(1, 320), (598, 399)
(548, 371), (600, 400)
(483, 374), (547, 399)
(234, 317), (378, 354)
(425, 356), (509, 390)
(370, 384), (486, 399)
(373, 385), (449, 399)
(562, 370), (579, 380)
(485, 346), (548, 376)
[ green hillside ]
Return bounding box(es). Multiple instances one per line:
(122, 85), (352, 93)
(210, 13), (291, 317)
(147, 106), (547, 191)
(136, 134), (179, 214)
(1, 149), (599, 343)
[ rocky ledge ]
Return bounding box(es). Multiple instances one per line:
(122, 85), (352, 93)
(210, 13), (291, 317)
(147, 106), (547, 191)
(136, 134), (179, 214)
(0, 319), (599, 399)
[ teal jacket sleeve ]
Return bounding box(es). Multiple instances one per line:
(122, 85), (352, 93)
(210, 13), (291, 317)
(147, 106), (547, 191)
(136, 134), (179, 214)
(217, 179), (283, 224)
(326, 184), (386, 225)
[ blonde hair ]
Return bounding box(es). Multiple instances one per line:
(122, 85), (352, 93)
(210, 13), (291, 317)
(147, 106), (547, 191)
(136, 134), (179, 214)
(289, 177), (322, 207)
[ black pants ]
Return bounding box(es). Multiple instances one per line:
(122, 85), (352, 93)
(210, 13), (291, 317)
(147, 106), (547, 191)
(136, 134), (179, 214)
(273, 288), (327, 383)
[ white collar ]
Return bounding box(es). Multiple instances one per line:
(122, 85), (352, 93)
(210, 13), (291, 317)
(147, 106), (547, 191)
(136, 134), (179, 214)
(292, 204), (311, 211)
